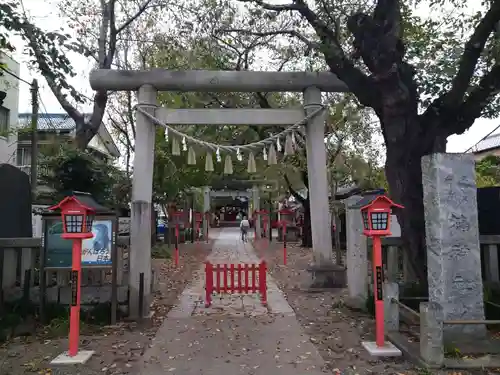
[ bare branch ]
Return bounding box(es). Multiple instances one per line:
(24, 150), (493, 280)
(446, 0), (500, 106)
(236, 0), (300, 13)
(218, 28), (319, 50)
(284, 173), (307, 204)
(116, 0), (155, 34)
(453, 64), (500, 134)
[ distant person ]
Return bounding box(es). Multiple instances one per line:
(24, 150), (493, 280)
(240, 215), (250, 242)
(236, 211), (242, 221)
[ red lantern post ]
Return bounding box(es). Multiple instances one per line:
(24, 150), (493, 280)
(204, 211), (210, 242)
(253, 210), (269, 245)
(48, 195), (96, 360)
(278, 208), (294, 265)
(171, 211), (183, 267)
(353, 194), (403, 356)
(194, 212), (203, 242)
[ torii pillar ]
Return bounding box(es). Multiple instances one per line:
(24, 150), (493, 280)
(304, 87), (341, 288)
(252, 185), (261, 239)
(129, 85), (156, 318)
(203, 186), (210, 239)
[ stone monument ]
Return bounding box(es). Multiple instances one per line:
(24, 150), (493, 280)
(344, 195), (368, 308)
(422, 153), (486, 339)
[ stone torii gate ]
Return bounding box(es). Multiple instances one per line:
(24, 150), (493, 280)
(89, 70), (348, 318)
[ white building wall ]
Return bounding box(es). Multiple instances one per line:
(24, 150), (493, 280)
(0, 53), (20, 164)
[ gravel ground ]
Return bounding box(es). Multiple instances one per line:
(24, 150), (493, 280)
(0, 240), (212, 375)
(252, 239), (496, 375)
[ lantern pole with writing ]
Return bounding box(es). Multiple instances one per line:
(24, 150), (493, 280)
(172, 211), (182, 267)
(353, 194), (403, 357)
(278, 208), (293, 265)
(205, 211), (210, 243)
(48, 194), (96, 363)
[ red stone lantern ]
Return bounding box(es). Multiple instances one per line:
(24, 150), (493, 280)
(278, 208), (294, 265)
(351, 194), (403, 354)
(194, 212), (203, 241)
(254, 209), (269, 238)
(170, 211), (184, 266)
(359, 195), (402, 238)
(48, 192), (97, 360)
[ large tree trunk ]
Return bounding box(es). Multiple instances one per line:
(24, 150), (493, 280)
(384, 115), (447, 286)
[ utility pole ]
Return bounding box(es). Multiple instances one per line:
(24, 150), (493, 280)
(30, 79), (39, 199)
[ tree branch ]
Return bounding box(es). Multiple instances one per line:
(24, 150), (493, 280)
(453, 64), (500, 134)
(446, 0), (500, 106)
(284, 173), (307, 204)
(116, 0), (155, 34)
(237, 0), (380, 109)
(218, 28), (319, 50)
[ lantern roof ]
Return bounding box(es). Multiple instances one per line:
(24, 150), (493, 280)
(47, 191), (110, 214)
(349, 194), (403, 210)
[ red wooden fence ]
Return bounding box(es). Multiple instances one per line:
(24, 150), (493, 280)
(204, 261), (267, 307)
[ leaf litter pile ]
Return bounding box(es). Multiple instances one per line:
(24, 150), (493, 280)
(252, 240), (498, 375)
(0, 241), (211, 375)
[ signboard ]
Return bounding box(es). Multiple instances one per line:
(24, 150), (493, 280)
(375, 266), (383, 301)
(118, 217), (130, 235)
(44, 217), (114, 268)
(70, 270), (78, 306)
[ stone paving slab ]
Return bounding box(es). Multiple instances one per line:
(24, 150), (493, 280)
(136, 315), (328, 375)
(168, 228), (293, 318)
(139, 228), (324, 374)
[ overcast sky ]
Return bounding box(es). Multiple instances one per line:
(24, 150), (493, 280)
(11, 0), (499, 154)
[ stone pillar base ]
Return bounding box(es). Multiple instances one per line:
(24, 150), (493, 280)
(303, 263), (346, 289)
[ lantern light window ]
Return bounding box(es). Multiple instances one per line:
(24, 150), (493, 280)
(85, 214), (95, 233)
(65, 214), (84, 233)
(362, 211), (369, 230)
(370, 211), (389, 231)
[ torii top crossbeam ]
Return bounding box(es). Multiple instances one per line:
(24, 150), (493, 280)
(89, 69), (348, 92)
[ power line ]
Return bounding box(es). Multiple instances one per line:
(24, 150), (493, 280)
(464, 123), (500, 153)
(0, 66), (33, 86)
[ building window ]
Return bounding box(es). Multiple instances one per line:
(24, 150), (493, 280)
(0, 106), (9, 136)
(16, 147), (31, 166)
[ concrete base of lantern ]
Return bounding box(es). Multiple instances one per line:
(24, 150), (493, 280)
(361, 341), (402, 357)
(50, 350), (95, 365)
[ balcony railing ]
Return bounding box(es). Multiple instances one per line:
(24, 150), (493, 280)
(17, 164), (51, 179)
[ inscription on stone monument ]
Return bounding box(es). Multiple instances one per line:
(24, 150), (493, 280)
(422, 153), (486, 340)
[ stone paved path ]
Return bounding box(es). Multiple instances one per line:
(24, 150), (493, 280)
(135, 228), (328, 375)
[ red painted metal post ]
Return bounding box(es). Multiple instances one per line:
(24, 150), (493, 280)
(244, 264), (249, 293)
(205, 262), (213, 307)
(223, 264), (228, 293)
(230, 264), (235, 292)
(237, 264), (243, 293)
(175, 224), (179, 267)
(259, 261), (267, 306)
(372, 235), (385, 347)
(283, 222), (287, 265)
(215, 264), (221, 294)
(68, 239), (82, 357)
(250, 264), (256, 293)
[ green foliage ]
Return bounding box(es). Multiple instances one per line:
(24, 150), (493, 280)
(475, 155), (500, 187)
(0, 1), (83, 102)
(152, 243), (172, 259)
(40, 143), (130, 209)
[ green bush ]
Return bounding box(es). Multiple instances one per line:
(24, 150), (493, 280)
(152, 244), (172, 259)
